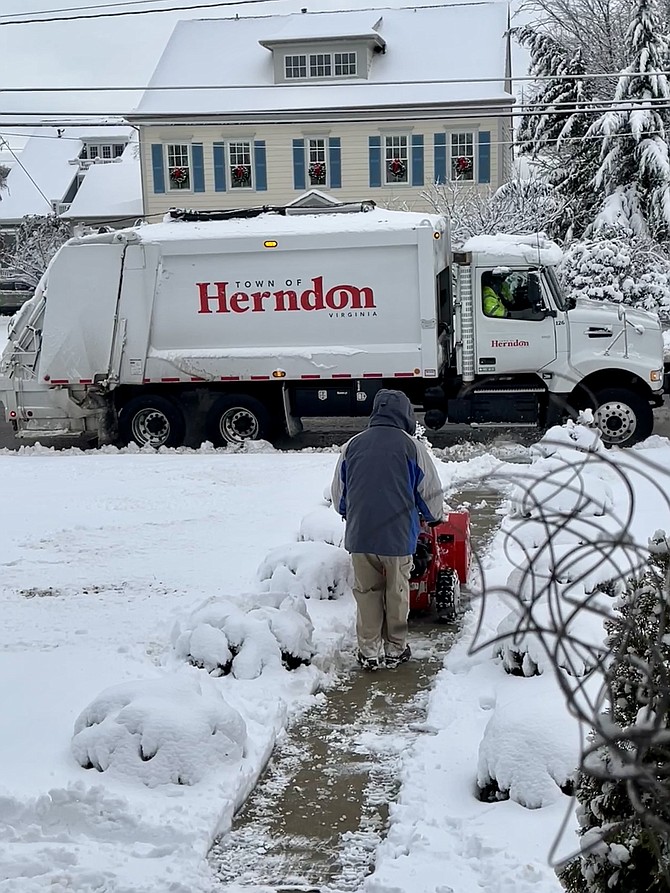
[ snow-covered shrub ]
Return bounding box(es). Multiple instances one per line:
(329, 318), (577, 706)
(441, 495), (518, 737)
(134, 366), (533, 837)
(257, 541), (353, 600)
(531, 419), (604, 459)
(172, 593), (314, 679)
(559, 531), (670, 893)
(72, 674), (246, 787)
(494, 587), (609, 677)
(477, 689), (579, 808)
(508, 457), (613, 520)
(298, 505), (344, 547)
(559, 228), (670, 320)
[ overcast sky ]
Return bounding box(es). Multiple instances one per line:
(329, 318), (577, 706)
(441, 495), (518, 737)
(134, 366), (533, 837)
(0, 0), (527, 147)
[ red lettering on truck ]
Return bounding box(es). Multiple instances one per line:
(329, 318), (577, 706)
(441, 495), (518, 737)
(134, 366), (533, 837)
(197, 277), (376, 314)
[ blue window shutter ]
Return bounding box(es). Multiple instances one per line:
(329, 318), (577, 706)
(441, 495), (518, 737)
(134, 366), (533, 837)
(328, 137), (341, 188)
(411, 134), (424, 187)
(254, 141), (267, 191)
(434, 133), (446, 185)
(213, 142), (226, 192)
(369, 136), (381, 188)
(478, 131), (491, 184)
(192, 143), (205, 192)
(292, 140), (306, 191)
(151, 144), (165, 194)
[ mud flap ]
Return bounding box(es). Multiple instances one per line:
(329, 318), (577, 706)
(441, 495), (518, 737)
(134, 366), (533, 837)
(282, 384), (303, 437)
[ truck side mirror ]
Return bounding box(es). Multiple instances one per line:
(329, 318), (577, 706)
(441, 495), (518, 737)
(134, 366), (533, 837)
(528, 272), (542, 312)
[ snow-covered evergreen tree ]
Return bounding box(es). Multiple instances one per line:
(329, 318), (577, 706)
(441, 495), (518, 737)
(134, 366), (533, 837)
(559, 227), (670, 318)
(513, 26), (600, 239)
(559, 531), (670, 893)
(588, 0), (670, 239)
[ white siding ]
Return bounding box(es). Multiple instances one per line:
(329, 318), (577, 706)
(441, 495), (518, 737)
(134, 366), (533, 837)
(140, 117), (505, 219)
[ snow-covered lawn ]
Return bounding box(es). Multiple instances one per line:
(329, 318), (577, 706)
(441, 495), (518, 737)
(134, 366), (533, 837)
(1, 429), (669, 892)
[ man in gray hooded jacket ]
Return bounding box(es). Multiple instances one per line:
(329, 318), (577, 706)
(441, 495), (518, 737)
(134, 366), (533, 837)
(331, 389), (444, 669)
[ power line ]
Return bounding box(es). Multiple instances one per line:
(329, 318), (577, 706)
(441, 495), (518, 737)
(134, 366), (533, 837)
(4, 96), (670, 122)
(0, 0), (344, 26)
(0, 0), (211, 19)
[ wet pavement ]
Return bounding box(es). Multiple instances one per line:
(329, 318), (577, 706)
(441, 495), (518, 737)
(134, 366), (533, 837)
(209, 488), (503, 892)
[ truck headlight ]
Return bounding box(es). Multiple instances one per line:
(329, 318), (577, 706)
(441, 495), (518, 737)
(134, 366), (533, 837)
(650, 369), (663, 382)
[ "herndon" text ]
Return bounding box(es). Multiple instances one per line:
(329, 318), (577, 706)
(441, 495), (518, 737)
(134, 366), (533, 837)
(197, 276), (376, 314)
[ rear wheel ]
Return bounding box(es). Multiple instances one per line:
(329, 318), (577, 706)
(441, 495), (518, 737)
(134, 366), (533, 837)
(206, 394), (271, 446)
(592, 387), (653, 447)
(118, 394), (186, 449)
(434, 567), (460, 623)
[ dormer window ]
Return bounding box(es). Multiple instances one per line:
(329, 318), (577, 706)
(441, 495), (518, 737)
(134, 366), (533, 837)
(285, 54), (307, 79)
(334, 52), (357, 76)
(283, 50), (358, 81)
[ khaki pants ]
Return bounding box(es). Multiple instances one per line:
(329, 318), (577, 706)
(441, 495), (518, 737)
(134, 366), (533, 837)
(351, 553), (413, 660)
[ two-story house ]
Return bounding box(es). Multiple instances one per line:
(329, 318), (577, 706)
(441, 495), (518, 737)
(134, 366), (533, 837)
(130, 3), (514, 215)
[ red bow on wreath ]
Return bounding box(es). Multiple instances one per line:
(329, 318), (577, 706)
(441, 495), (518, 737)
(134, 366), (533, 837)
(232, 164), (249, 181)
(170, 166), (187, 185)
(309, 163), (325, 178)
(389, 158), (406, 176)
(455, 156), (473, 174)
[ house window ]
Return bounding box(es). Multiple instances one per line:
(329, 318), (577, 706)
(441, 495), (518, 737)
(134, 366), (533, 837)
(451, 132), (474, 181)
(81, 142), (125, 160)
(307, 138), (327, 186)
(285, 54), (307, 79)
(334, 52), (357, 76)
(310, 53), (332, 77)
(229, 141), (253, 189)
(384, 135), (409, 184)
(167, 144), (190, 190)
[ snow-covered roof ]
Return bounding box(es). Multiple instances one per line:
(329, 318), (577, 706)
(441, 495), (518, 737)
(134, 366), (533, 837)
(73, 207), (447, 245)
(258, 11), (384, 45)
(0, 126), (136, 224)
(132, 4), (512, 119)
(61, 157), (143, 222)
(460, 233), (563, 266)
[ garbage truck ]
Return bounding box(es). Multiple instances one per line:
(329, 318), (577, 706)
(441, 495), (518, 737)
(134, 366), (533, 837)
(0, 202), (664, 448)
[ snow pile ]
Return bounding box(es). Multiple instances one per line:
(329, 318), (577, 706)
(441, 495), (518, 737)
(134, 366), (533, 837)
(257, 540), (353, 600)
(298, 504), (344, 547)
(172, 593), (315, 678)
(71, 674), (246, 787)
(477, 687), (578, 808)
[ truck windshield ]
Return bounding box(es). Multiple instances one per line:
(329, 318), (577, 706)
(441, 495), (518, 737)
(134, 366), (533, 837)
(543, 266), (568, 311)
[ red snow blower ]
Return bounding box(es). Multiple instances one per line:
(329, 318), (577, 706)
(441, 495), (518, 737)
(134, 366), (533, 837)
(409, 511), (470, 622)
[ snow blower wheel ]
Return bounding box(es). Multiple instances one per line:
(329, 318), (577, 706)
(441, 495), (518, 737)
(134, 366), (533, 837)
(434, 567), (460, 623)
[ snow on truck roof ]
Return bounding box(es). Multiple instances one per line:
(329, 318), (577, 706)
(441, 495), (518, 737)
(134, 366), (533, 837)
(72, 207), (447, 246)
(460, 233), (563, 266)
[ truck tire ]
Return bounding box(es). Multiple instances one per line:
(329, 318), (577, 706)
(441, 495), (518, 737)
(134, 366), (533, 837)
(118, 394), (186, 449)
(593, 387), (653, 447)
(206, 394), (270, 446)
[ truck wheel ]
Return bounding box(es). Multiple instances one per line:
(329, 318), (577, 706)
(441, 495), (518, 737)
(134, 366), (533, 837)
(206, 394), (270, 446)
(593, 388), (653, 447)
(434, 567), (461, 623)
(118, 395), (186, 449)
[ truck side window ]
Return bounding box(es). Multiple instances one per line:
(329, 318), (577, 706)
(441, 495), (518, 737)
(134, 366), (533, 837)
(481, 271), (546, 321)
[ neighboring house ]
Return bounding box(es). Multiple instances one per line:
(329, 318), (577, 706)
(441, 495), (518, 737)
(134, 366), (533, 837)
(130, 4), (514, 216)
(0, 125), (141, 237)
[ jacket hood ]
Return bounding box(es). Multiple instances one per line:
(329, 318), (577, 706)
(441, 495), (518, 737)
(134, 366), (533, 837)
(368, 389), (416, 434)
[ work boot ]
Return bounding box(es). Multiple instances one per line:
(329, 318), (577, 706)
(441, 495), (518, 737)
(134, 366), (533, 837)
(357, 651), (383, 671)
(385, 645), (411, 668)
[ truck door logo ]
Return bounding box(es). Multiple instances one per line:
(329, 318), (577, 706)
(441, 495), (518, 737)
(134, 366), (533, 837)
(491, 338), (530, 348)
(197, 276), (376, 315)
